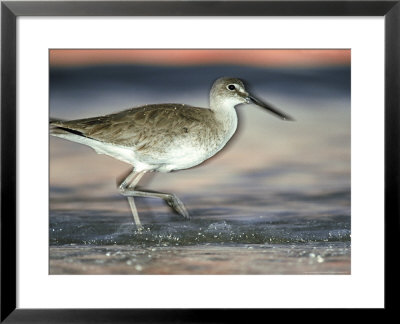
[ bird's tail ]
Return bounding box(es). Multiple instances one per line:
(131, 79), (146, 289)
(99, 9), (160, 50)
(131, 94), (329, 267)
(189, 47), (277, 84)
(49, 118), (68, 136)
(49, 117), (64, 123)
(49, 118), (84, 137)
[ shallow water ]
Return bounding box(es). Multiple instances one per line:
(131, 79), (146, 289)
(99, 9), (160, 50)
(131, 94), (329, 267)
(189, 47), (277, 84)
(49, 64), (350, 274)
(49, 179), (350, 274)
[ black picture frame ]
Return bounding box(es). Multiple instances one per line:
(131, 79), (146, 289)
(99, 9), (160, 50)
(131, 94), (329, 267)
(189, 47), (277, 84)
(1, 0), (398, 321)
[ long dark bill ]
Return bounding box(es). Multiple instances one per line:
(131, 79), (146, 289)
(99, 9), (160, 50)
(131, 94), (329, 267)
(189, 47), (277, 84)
(249, 95), (294, 121)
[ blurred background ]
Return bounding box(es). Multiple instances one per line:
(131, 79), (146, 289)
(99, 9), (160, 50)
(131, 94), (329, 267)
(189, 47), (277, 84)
(49, 49), (350, 274)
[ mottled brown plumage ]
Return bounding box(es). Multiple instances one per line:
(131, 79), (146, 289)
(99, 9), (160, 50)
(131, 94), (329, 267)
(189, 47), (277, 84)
(52, 104), (220, 151)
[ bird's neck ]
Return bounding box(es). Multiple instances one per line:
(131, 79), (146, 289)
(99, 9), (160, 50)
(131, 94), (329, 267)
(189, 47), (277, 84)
(210, 95), (238, 112)
(210, 99), (238, 137)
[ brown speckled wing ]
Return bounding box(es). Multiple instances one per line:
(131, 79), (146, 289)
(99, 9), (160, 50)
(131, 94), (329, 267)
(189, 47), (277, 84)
(50, 104), (214, 149)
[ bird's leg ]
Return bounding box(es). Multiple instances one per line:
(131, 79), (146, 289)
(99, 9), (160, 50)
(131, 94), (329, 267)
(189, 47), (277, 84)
(141, 191), (189, 219)
(118, 174), (190, 219)
(118, 170), (146, 231)
(121, 188), (190, 219)
(126, 197), (142, 231)
(118, 170), (190, 228)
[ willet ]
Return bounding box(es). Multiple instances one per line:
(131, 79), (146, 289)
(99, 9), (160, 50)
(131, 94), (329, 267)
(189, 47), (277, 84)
(50, 77), (293, 230)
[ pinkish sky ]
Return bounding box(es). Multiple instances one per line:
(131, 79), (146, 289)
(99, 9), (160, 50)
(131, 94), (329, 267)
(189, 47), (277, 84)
(50, 49), (350, 67)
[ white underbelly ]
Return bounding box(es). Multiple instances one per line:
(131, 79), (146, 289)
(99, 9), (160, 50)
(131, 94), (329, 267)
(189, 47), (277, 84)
(157, 146), (211, 172)
(52, 133), (138, 164)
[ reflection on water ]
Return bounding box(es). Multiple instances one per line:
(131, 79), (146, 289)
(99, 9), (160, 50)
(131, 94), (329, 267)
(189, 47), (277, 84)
(49, 64), (350, 274)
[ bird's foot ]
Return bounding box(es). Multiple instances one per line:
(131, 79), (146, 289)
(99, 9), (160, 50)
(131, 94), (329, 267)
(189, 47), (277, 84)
(165, 194), (190, 219)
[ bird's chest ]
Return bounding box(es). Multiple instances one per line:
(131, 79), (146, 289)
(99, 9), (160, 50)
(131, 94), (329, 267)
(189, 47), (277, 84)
(179, 109), (238, 159)
(148, 109), (237, 172)
(209, 108), (238, 148)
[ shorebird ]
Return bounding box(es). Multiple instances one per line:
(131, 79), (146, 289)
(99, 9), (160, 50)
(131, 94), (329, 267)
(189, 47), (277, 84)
(50, 77), (293, 230)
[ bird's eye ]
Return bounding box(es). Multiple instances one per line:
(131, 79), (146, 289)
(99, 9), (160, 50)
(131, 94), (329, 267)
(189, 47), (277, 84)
(227, 84), (236, 91)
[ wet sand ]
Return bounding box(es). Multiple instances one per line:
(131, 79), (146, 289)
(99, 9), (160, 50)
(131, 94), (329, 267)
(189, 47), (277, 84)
(50, 243), (350, 275)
